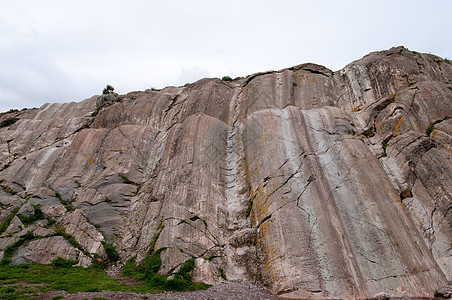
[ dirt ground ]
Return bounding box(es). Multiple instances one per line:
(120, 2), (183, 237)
(34, 280), (281, 300)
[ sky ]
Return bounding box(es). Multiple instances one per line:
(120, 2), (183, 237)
(0, 0), (451, 113)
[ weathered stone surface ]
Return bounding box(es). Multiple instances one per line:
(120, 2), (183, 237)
(58, 209), (104, 255)
(11, 236), (80, 265)
(3, 216), (24, 235)
(17, 201), (35, 218)
(0, 46), (450, 298)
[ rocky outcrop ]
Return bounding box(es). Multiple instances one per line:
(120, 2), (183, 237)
(0, 46), (451, 298)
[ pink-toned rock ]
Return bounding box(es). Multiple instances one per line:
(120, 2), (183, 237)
(0, 46), (450, 299)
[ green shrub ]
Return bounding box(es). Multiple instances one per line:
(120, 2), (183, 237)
(91, 254), (108, 269)
(174, 257), (195, 281)
(0, 207), (19, 235)
(102, 85), (115, 95)
(218, 267), (227, 280)
(149, 274), (167, 287)
(122, 256), (139, 276)
(55, 192), (73, 211)
(381, 141), (388, 151)
(162, 278), (189, 291)
(17, 204), (43, 225)
(56, 227), (86, 254)
(221, 76), (233, 81)
(102, 241), (119, 263)
(120, 175), (132, 184)
(148, 223), (164, 254)
(55, 192), (63, 201)
(426, 124), (434, 136)
(1, 231), (35, 265)
(245, 200), (253, 216)
(51, 257), (78, 268)
(142, 247), (167, 280)
(120, 222), (210, 292)
(426, 119), (444, 136)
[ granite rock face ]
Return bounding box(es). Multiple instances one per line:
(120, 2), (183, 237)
(0, 47), (451, 298)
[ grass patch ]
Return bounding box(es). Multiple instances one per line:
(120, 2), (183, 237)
(120, 175), (133, 184)
(55, 192), (63, 202)
(189, 216), (207, 227)
(245, 199), (253, 217)
(51, 257), (78, 268)
(17, 204), (43, 226)
(91, 106), (101, 117)
(0, 263), (127, 294)
(426, 124), (434, 136)
(0, 207), (19, 235)
(1, 231), (35, 265)
(55, 192), (73, 211)
(56, 227), (85, 254)
(122, 256), (139, 276)
(426, 120), (443, 136)
(218, 267), (227, 280)
(102, 241), (119, 263)
(381, 140), (388, 151)
(148, 222), (164, 254)
(0, 284), (37, 300)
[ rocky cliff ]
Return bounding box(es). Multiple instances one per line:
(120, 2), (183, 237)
(0, 46), (451, 298)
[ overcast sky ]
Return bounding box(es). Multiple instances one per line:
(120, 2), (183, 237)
(1, 0), (451, 112)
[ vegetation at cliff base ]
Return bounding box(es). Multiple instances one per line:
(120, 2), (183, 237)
(0, 242), (208, 298)
(122, 241), (210, 292)
(0, 263), (125, 299)
(0, 259), (208, 299)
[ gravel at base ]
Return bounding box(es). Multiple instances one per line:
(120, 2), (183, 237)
(36, 280), (280, 299)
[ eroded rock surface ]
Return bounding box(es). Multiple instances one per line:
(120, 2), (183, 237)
(0, 46), (451, 298)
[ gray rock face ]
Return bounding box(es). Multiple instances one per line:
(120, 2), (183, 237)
(0, 46), (451, 298)
(11, 236), (80, 265)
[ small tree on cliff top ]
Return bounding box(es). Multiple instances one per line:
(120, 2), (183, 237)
(102, 84), (115, 95)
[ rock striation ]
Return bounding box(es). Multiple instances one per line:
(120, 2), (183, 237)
(0, 46), (451, 298)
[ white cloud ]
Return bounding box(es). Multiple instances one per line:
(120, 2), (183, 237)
(178, 66), (211, 85)
(0, 0), (451, 112)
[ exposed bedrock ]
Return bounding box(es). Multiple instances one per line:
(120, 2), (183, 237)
(0, 46), (451, 298)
